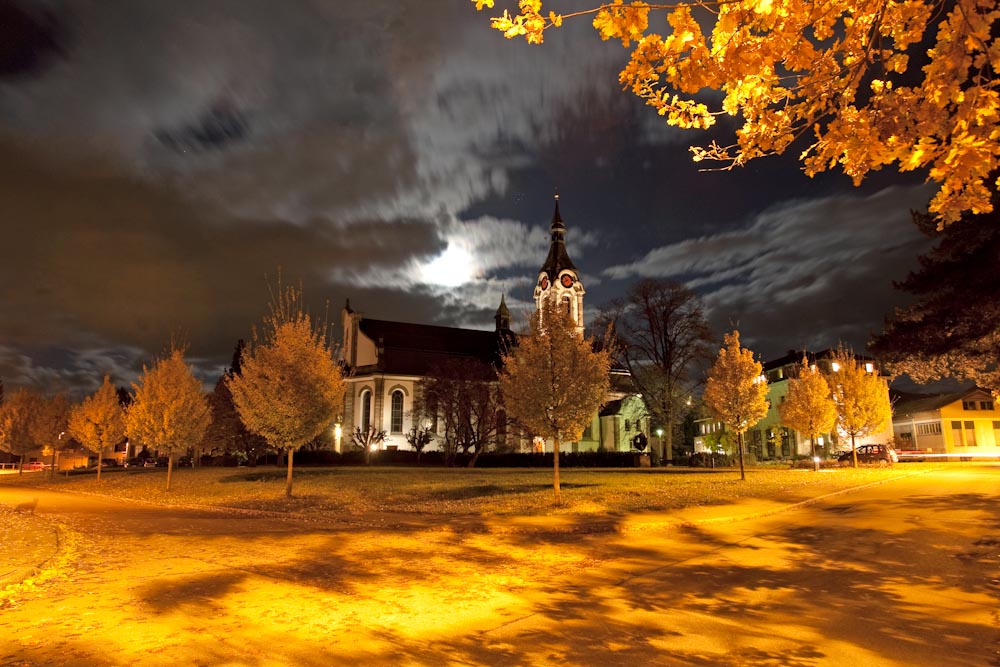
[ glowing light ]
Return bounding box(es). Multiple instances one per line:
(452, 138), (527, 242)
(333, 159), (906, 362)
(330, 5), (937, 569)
(420, 242), (477, 287)
(831, 361), (841, 372)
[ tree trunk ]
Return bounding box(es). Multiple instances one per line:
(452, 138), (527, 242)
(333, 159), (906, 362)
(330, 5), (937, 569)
(468, 445), (481, 468)
(663, 424), (674, 464)
(17, 453), (23, 475)
(96, 447), (102, 482)
(851, 433), (858, 468)
(737, 431), (746, 481)
(552, 434), (562, 505)
(51, 450), (58, 480)
(285, 447), (294, 498)
(166, 453), (173, 491)
(811, 432), (819, 471)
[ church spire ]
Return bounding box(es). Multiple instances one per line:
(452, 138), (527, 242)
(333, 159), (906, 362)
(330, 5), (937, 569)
(539, 193), (576, 281)
(533, 194), (585, 336)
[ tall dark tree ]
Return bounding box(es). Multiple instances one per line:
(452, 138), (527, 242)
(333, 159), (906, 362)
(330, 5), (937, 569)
(870, 189), (1000, 392)
(116, 386), (133, 409)
(415, 359), (509, 468)
(202, 340), (268, 465)
(597, 279), (714, 462)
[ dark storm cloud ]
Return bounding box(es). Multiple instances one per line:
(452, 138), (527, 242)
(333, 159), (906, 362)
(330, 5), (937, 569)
(0, 140), (444, 391)
(603, 185), (936, 359)
(0, 0), (68, 80)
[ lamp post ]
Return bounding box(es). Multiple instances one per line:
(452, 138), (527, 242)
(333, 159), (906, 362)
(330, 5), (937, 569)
(53, 431), (65, 479)
(656, 427), (664, 464)
(333, 421), (343, 454)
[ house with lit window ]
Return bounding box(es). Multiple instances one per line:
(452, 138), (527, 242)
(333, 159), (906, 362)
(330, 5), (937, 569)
(694, 349), (893, 460)
(892, 387), (1000, 459)
(339, 197), (642, 454)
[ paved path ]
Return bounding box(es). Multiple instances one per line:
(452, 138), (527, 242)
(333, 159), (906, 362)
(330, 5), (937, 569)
(0, 466), (998, 666)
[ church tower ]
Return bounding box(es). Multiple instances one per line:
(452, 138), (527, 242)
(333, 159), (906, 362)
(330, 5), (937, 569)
(533, 194), (585, 336)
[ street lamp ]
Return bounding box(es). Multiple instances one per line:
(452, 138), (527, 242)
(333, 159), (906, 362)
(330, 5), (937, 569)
(54, 431), (65, 479)
(656, 427), (664, 464)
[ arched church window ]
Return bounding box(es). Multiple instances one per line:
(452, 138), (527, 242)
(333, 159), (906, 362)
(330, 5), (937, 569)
(390, 390), (404, 433)
(360, 390), (372, 432)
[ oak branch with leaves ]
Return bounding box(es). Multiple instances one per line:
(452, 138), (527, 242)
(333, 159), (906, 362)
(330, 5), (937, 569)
(474, 0), (999, 224)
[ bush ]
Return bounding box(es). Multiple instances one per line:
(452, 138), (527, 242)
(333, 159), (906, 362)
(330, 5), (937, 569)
(790, 457), (840, 469)
(467, 451), (642, 468)
(685, 452), (735, 467)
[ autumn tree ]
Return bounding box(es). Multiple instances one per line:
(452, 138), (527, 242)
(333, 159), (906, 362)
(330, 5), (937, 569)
(416, 359), (509, 468)
(703, 330), (769, 480)
(0, 389), (39, 474)
(500, 294), (612, 504)
(779, 358), (837, 471)
(826, 350), (893, 467)
(126, 348), (212, 491)
(28, 393), (70, 477)
(597, 279), (713, 463)
(870, 192), (1000, 392)
(228, 285), (345, 497)
(474, 0), (999, 224)
(68, 376), (125, 482)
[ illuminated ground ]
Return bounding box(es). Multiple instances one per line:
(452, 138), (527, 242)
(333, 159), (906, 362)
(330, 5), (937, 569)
(0, 465), (997, 666)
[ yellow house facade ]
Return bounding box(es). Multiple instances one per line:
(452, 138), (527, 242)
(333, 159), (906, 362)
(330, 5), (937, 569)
(892, 388), (1000, 459)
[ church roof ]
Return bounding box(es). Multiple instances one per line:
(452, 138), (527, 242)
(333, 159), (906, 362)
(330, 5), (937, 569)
(539, 195), (577, 280)
(357, 318), (510, 376)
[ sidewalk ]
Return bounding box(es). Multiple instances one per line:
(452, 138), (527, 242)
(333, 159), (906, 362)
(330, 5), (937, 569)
(0, 506), (60, 587)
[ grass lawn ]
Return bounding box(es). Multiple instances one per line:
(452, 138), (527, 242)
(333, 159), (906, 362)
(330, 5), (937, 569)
(0, 463), (938, 518)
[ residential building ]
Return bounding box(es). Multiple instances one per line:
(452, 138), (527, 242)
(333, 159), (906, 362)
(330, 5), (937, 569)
(695, 349), (893, 459)
(892, 387), (1000, 459)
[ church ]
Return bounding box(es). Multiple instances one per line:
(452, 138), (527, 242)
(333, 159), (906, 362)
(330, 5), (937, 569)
(338, 197), (649, 454)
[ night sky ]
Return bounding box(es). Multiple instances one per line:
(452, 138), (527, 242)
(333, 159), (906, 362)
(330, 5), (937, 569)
(0, 0), (937, 396)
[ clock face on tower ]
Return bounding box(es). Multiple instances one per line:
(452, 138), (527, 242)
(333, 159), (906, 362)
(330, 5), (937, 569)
(560, 274), (574, 288)
(539, 276), (549, 290)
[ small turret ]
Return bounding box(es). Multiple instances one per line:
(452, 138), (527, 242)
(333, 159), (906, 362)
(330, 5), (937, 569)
(495, 294), (511, 331)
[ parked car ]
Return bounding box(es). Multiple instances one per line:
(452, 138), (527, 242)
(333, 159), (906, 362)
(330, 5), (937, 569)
(143, 458), (159, 468)
(838, 444), (898, 466)
(26, 461), (48, 471)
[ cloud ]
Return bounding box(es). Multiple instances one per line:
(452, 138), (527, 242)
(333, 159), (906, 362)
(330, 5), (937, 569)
(0, 343), (146, 398)
(602, 184), (936, 357)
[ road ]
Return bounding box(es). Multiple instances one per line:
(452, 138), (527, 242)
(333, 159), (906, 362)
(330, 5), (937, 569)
(1, 465), (998, 666)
